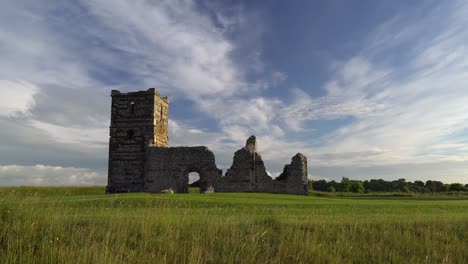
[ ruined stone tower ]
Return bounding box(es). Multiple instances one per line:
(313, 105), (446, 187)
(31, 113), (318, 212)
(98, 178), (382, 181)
(106, 88), (308, 195)
(106, 88), (169, 193)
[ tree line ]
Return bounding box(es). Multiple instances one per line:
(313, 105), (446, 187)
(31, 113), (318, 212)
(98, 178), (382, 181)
(309, 178), (468, 193)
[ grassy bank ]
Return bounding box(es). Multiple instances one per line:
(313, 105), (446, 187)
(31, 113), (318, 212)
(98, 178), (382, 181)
(1, 187), (467, 263)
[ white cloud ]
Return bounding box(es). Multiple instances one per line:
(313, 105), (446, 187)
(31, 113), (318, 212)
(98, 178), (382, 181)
(30, 120), (107, 147)
(81, 0), (246, 98)
(0, 0), (266, 185)
(0, 164), (105, 186)
(1, 0), (468, 186)
(0, 80), (38, 116)
(280, 0), (468, 169)
(78, 0), (287, 150)
(202, 97), (283, 133)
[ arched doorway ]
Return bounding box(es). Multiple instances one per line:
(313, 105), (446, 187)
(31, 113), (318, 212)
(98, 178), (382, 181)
(144, 146), (222, 193)
(188, 172), (201, 193)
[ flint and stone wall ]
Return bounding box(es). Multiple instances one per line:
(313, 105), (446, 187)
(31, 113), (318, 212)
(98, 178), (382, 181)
(107, 89), (308, 195)
(274, 153), (309, 195)
(216, 136), (308, 195)
(139, 137), (308, 195)
(144, 146), (222, 193)
(106, 88), (168, 193)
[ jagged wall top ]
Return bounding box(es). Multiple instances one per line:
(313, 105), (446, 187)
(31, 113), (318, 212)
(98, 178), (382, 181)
(111, 88), (169, 102)
(245, 135), (257, 153)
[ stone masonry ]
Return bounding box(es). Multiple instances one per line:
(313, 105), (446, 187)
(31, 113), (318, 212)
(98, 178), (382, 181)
(106, 89), (308, 195)
(144, 146), (222, 193)
(216, 136), (309, 195)
(106, 88), (168, 193)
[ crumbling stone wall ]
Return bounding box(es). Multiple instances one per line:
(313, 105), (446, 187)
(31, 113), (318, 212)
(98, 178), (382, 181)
(144, 146), (222, 193)
(274, 153), (308, 195)
(216, 136), (272, 192)
(106, 88), (308, 195)
(141, 136), (307, 195)
(217, 136), (308, 195)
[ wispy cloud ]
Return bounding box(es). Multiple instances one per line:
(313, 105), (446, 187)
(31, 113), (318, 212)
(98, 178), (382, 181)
(0, 81), (38, 116)
(81, 0), (248, 98)
(281, 0), (468, 170)
(0, 164), (105, 186)
(0, 0), (275, 184)
(1, 0), (467, 185)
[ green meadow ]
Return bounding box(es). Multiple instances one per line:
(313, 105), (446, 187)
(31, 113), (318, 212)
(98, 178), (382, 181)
(1, 187), (467, 263)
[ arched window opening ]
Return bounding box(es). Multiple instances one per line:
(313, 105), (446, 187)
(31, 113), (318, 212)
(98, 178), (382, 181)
(130, 101), (135, 114)
(126, 129), (135, 139)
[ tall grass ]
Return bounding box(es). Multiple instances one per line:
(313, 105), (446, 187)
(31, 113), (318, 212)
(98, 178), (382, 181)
(1, 187), (467, 263)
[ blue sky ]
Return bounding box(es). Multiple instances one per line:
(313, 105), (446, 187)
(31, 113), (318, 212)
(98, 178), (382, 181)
(0, 0), (467, 185)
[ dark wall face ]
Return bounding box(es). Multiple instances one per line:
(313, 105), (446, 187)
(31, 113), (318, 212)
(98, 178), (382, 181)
(144, 147), (222, 193)
(107, 90), (156, 193)
(106, 93), (308, 195)
(110, 97), (155, 125)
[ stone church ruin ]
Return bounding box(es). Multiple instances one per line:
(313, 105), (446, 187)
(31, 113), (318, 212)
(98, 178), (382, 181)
(106, 88), (308, 195)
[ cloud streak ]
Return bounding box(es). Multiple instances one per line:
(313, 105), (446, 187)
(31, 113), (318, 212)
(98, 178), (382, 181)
(282, 0), (468, 171)
(0, 165), (105, 186)
(0, 0), (467, 185)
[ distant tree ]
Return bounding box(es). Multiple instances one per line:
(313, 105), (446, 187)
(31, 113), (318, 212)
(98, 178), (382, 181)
(414, 180), (425, 187)
(442, 184), (450, 192)
(425, 180), (434, 192)
(304, 177), (465, 193)
(312, 180), (328, 192)
(402, 186), (410, 193)
(330, 180), (340, 191)
(409, 181), (430, 193)
(449, 183), (466, 192)
(363, 180), (370, 190)
(394, 178), (409, 192)
(190, 180), (201, 187)
(308, 180), (314, 191)
(340, 177), (352, 192)
(426, 180), (444, 193)
(367, 179), (389, 192)
(350, 181), (365, 193)
(327, 186), (336, 193)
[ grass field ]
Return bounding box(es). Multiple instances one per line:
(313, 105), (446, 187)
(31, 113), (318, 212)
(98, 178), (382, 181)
(1, 187), (467, 263)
